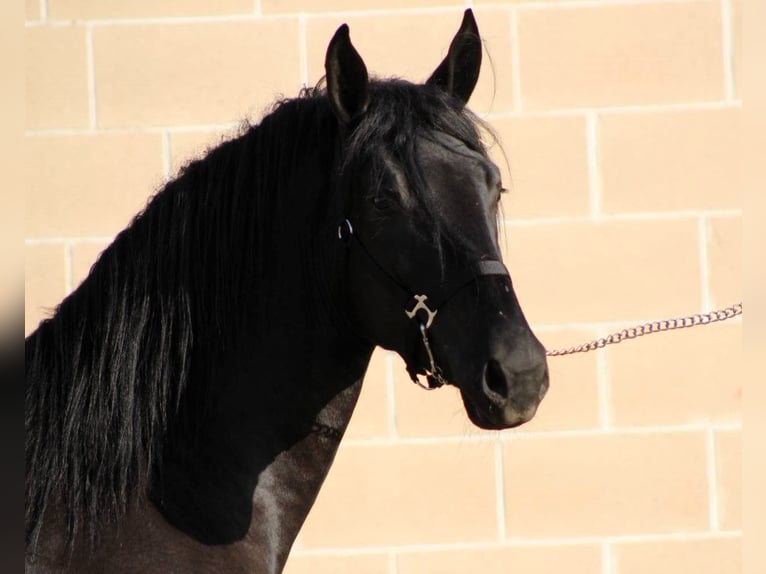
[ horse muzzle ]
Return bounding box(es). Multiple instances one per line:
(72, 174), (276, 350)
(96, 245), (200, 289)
(462, 349), (549, 430)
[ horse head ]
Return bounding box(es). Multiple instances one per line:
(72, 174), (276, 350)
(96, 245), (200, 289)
(326, 10), (549, 430)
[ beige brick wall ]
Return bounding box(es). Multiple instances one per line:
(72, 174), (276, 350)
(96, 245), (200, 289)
(25, 2), (742, 573)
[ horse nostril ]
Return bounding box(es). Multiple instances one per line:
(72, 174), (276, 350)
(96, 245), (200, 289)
(482, 359), (508, 406)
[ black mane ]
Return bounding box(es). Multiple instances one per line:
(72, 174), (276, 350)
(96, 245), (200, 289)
(25, 80), (487, 548)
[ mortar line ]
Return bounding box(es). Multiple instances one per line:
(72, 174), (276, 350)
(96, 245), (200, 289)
(698, 215), (713, 311)
(389, 552), (399, 574)
(167, 123), (240, 134)
(24, 101), (743, 137)
(25, 125), (238, 136)
(162, 131), (173, 181)
(385, 351), (399, 439)
(595, 325), (612, 429)
(494, 438), (507, 539)
(510, 0), (710, 11)
(340, 422), (742, 447)
(66, 7), (466, 28)
(33, 0), (710, 24)
(721, 0), (735, 100)
(602, 541), (615, 574)
(86, 24), (97, 129)
(64, 242), (74, 294)
(298, 13), (308, 87)
(26, 236), (116, 245)
(70, 13), (296, 26)
(291, 529), (742, 556)
(586, 112), (602, 219)
(706, 427), (722, 531)
(251, 5), (468, 19)
(484, 99), (742, 119)
(502, 208), (742, 227)
(25, 20), (79, 28)
(509, 9), (523, 113)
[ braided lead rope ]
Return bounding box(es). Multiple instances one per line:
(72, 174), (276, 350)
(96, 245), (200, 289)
(545, 303), (743, 357)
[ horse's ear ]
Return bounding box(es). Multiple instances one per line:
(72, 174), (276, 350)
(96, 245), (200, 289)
(426, 9), (482, 105)
(325, 24), (369, 124)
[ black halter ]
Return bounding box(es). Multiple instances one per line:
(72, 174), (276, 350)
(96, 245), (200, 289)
(338, 219), (508, 389)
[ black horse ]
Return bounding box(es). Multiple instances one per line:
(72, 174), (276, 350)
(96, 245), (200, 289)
(25, 10), (548, 573)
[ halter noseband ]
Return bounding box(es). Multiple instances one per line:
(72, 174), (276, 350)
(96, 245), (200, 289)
(338, 218), (509, 390)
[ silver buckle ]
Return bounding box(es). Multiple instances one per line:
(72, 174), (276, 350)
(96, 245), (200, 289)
(337, 219), (353, 242)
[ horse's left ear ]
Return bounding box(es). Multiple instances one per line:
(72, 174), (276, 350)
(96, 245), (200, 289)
(426, 9), (482, 105)
(325, 24), (369, 124)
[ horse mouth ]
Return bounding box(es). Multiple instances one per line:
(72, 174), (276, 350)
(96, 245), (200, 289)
(458, 370), (548, 431)
(461, 395), (539, 430)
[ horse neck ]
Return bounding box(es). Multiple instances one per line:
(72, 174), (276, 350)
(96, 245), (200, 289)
(146, 160), (375, 571)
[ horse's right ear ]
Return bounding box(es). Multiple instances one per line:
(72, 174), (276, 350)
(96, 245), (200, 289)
(325, 24), (369, 124)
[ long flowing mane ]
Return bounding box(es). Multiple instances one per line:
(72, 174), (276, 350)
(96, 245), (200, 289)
(25, 80), (487, 549)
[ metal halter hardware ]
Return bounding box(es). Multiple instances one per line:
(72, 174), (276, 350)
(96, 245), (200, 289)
(339, 218), (509, 390)
(416, 322), (447, 390)
(405, 295), (438, 329)
(337, 218), (354, 241)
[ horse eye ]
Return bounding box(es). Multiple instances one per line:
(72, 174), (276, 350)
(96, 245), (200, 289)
(371, 193), (397, 211)
(495, 185), (508, 203)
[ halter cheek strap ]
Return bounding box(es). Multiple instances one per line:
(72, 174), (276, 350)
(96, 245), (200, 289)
(338, 219), (509, 390)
